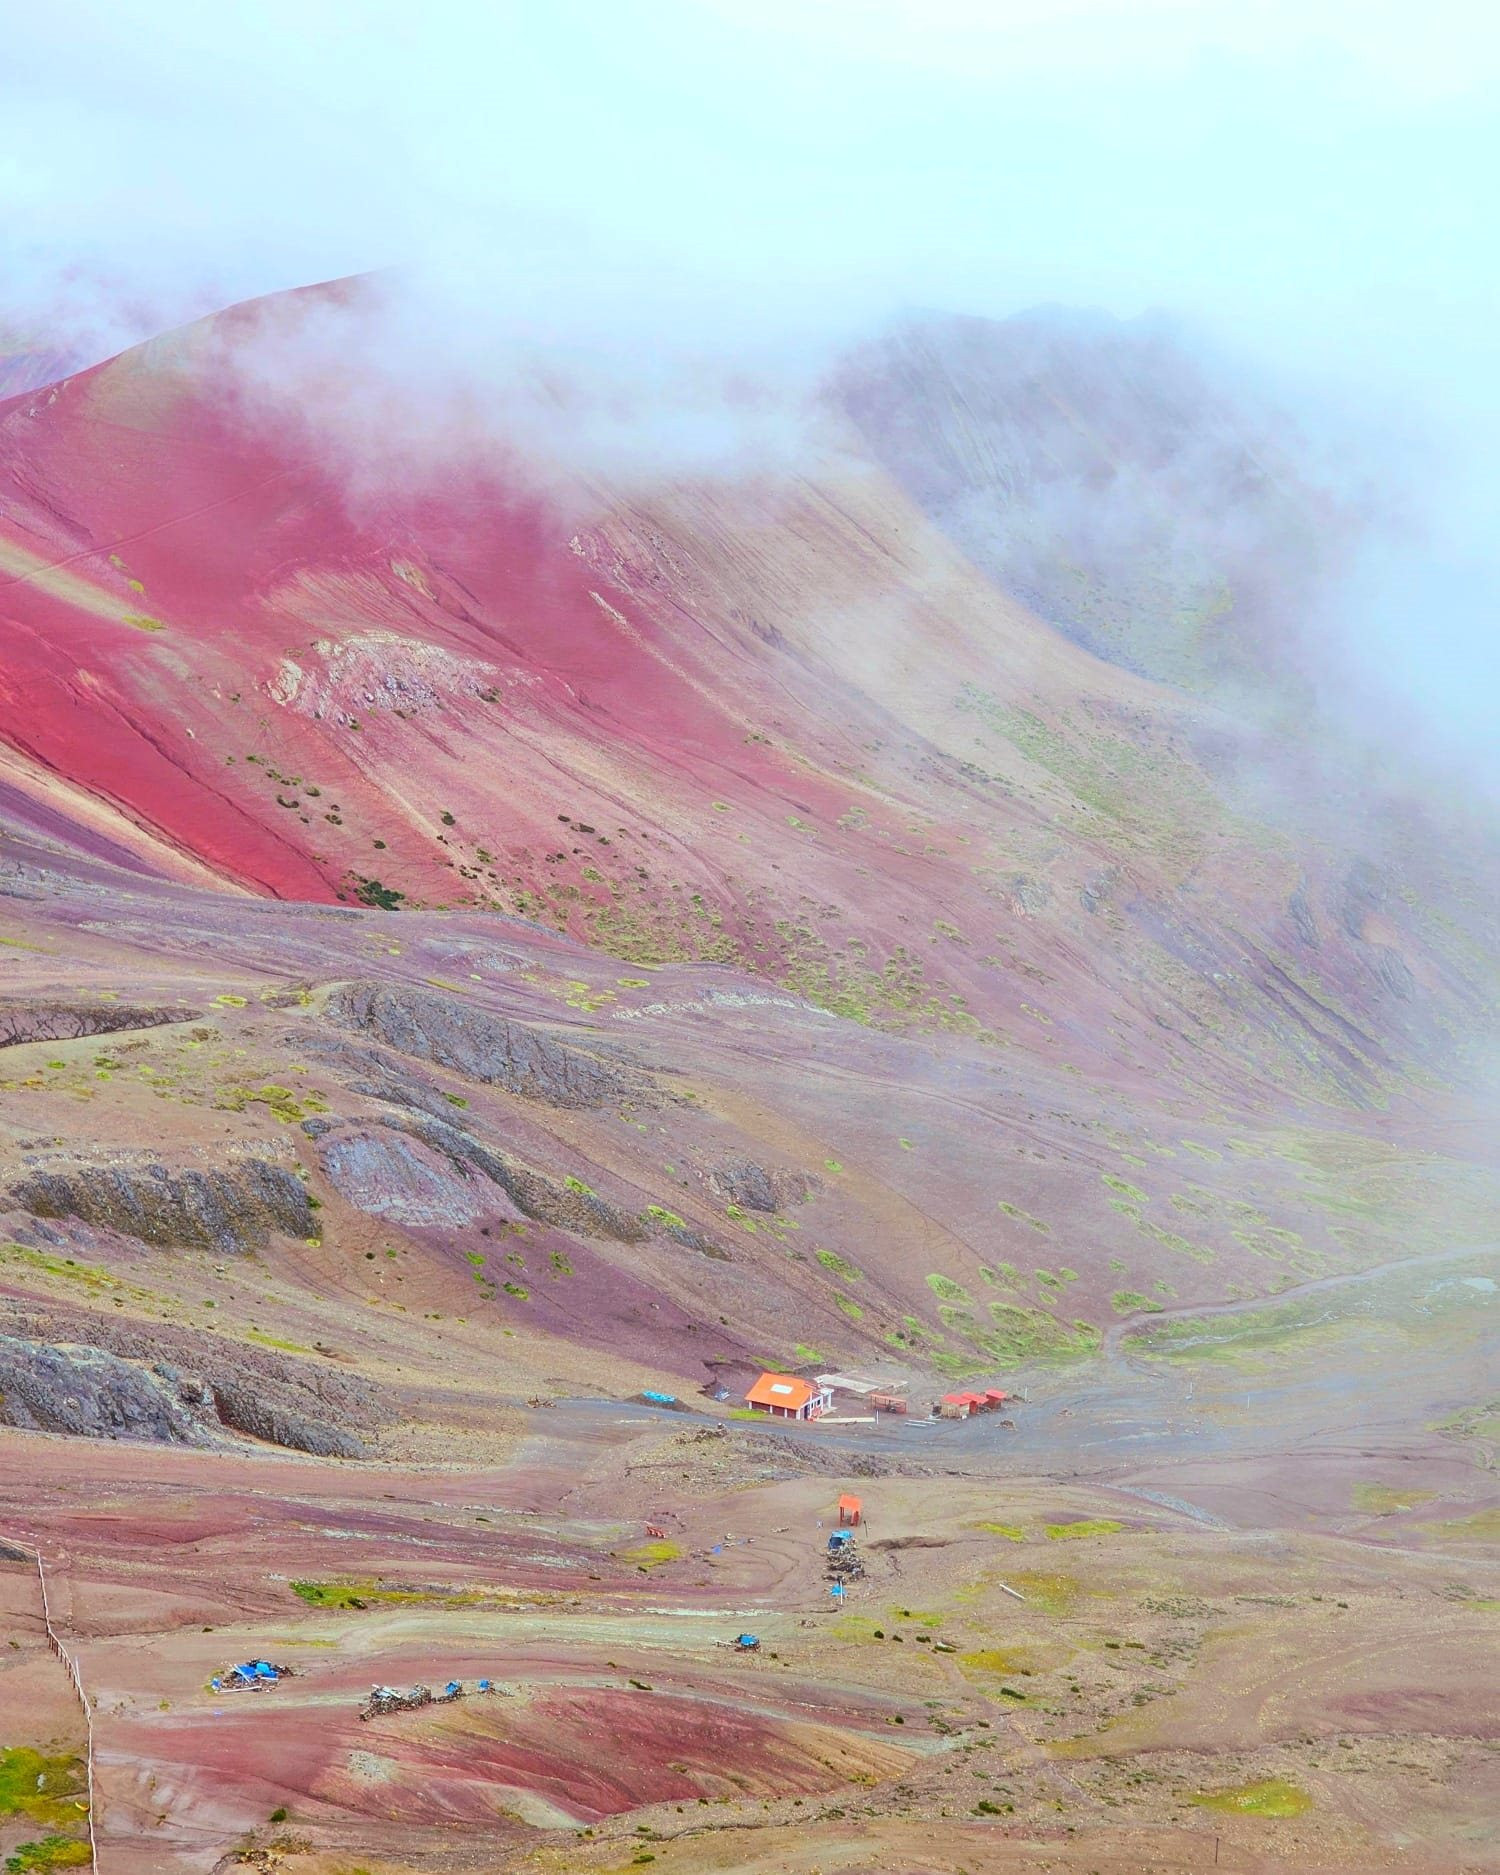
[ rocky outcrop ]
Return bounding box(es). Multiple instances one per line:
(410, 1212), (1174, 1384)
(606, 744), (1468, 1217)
(0, 1000), (197, 1049)
(707, 1160), (818, 1215)
(323, 980), (632, 1106)
(210, 1380), (366, 1458)
(1340, 859), (1389, 941)
(11, 1154), (315, 1254)
(2, 1309), (379, 1456)
(1370, 944), (1415, 1000)
(374, 1112), (650, 1244)
(0, 1335), (216, 1444)
(1289, 883), (1320, 948)
(319, 1127), (521, 1228)
(293, 1031), (470, 1124)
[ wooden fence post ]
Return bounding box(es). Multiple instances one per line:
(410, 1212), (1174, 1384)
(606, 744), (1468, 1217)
(9, 1535), (99, 1870)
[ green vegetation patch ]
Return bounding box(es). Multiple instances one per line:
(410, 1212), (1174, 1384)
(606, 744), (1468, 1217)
(831, 1614), (883, 1642)
(1003, 1570), (1082, 1614)
(816, 1248), (863, 1281)
(1044, 1518), (1124, 1541)
(1428, 1508), (1500, 1544)
(969, 1522), (1025, 1541)
(619, 1540), (681, 1569)
(983, 1303), (1101, 1365)
(5, 1838), (92, 1871)
(0, 1751), (86, 1829)
(216, 1083), (328, 1124)
(290, 1579), (379, 1609)
(1111, 1290), (1163, 1315)
(927, 1273), (972, 1306)
(997, 1202), (1049, 1232)
(959, 1648), (1031, 1677)
(352, 876), (405, 910)
(1125, 1299), (1329, 1364)
(1352, 1483), (1436, 1515)
(1190, 1777), (1311, 1818)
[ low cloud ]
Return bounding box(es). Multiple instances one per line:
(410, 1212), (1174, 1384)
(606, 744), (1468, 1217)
(0, 0), (1494, 776)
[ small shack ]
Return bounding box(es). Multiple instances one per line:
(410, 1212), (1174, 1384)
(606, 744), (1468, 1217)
(837, 1493), (862, 1526)
(869, 1391), (907, 1414)
(744, 1373), (833, 1420)
(983, 1388), (1011, 1410)
(938, 1393), (972, 1420)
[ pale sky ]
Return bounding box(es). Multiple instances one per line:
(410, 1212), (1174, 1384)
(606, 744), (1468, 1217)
(2, 0), (1495, 373)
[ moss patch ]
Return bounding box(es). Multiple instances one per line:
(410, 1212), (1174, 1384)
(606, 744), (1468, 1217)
(1111, 1289), (1163, 1315)
(1190, 1777), (1311, 1818)
(1351, 1483), (1437, 1515)
(619, 1540), (682, 1568)
(5, 1838), (92, 1871)
(0, 1751), (86, 1830)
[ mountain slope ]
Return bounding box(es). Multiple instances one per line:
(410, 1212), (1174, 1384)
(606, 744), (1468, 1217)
(2, 283), (1491, 1123)
(0, 281), (1496, 1417)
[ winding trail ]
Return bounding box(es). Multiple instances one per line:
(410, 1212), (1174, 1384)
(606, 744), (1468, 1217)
(1103, 1239), (1495, 1356)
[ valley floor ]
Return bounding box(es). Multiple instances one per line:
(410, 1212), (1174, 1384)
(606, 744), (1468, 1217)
(2, 1280), (1496, 1875)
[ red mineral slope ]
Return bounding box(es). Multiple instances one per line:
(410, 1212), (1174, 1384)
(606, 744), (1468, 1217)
(0, 281), (1493, 1115)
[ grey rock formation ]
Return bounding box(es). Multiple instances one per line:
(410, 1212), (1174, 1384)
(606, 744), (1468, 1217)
(0, 1335), (216, 1444)
(0, 1001), (197, 1049)
(707, 1159), (818, 1215)
(319, 1127), (520, 1228)
(12, 1155), (314, 1254)
(324, 979), (631, 1106)
(210, 1380), (366, 1458)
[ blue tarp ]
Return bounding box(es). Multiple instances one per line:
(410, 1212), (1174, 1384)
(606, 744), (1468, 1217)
(229, 1661), (278, 1682)
(444, 1681), (462, 1696)
(642, 1390), (677, 1404)
(736, 1633), (758, 1646)
(827, 1530), (854, 1549)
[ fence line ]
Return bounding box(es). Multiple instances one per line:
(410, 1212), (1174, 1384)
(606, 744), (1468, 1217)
(6, 1535), (99, 1871)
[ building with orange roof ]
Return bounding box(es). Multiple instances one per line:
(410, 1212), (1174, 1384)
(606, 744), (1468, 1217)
(744, 1373), (833, 1420)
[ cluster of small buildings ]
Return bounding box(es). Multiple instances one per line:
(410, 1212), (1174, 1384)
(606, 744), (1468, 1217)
(740, 1369), (1014, 1423)
(936, 1387), (1011, 1419)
